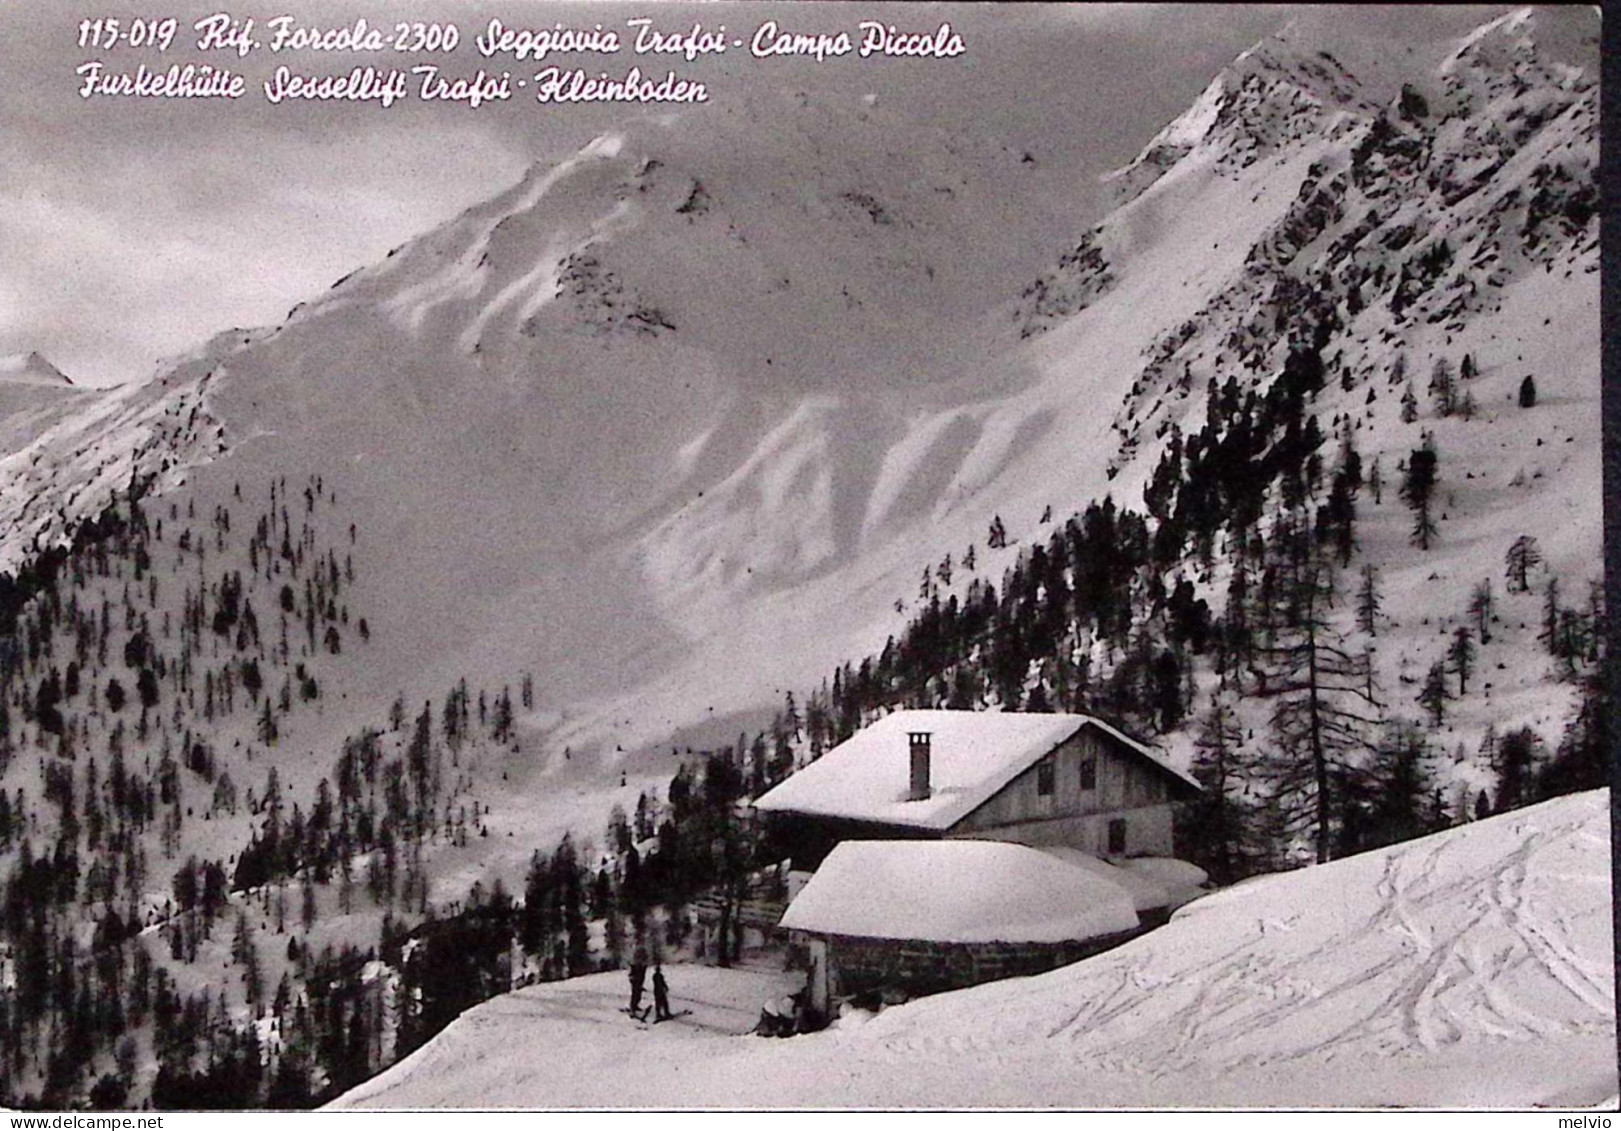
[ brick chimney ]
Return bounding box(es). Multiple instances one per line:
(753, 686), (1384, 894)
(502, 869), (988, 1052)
(907, 731), (932, 801)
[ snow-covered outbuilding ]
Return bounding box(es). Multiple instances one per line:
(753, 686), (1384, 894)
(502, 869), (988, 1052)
(753, 709), (1201, 870)
(781, 840), (1142, 1011)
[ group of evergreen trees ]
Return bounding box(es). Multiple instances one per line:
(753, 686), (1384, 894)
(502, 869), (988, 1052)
(0, 474), (386, 1107)
(766, 334), (1605, 885)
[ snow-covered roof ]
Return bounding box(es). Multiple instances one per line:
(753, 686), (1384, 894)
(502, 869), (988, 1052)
(1117, 856), (1210, 903)
(779, 839), (1140, 944)
(1036, 847), (1170, 913)
(752, 709), (1198, 830)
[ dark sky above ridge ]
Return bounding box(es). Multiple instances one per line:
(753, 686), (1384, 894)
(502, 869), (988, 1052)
(0, 3), (1572, 386)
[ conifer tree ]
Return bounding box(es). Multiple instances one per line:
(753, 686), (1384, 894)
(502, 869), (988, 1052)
(1183, 694), (1255, 883)
(1418, 660), (1449, 728)
(1533, 667), (1608, 799)
(987, 515), (1008, 550)
(1256, 553), (1381, 863)
(1504, 535), (1542, 593)
(1400, 440), (1438, 549)
(1428, 358), (1455, 416)
(1467, 579), (1494, 643)
(257, 698), (278, 745)
(1554, 608), (1587, 682)
(1448, 626), (1475, 695)
(1355, 564), (1382, 636)
(1365, 721), (1437, 848)
(1492, 726), (1542, 812)
(1400, 383), (1418, 423)
(1538, 577), (1562, 656)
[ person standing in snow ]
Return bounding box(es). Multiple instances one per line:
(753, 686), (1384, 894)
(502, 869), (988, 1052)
(628, 957), (647, 1015)
(652, 965), (673, 1022)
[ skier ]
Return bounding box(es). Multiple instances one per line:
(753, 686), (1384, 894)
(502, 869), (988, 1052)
(652, 964), (673, 1022)
(628, 957), (647, 1017)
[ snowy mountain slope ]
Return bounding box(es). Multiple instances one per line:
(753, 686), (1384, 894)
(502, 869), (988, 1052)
(0, 9), (1598, 781)
(1, 90), (1071, 763)
(0, 361), (224, 568)
(332, 789), (1614, 1108)
(0, 351), (99, 453)
(0, 6), (1592, 863)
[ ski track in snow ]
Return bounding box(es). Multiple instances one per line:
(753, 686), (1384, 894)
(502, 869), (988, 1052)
(856, 792), (1611, 1083)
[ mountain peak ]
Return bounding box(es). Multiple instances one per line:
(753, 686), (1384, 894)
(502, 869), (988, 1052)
(0, 350), (73, 386)
(1100, 27), (1372, 209)
(1100, 5), (1595, 214)
(1447, 6), (1544, 69)
(1227, 24), (1367, 104)
(1440, 4), (1595, 92)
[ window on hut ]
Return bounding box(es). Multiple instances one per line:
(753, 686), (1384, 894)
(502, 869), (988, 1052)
(1108, 818), (1127, 855)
